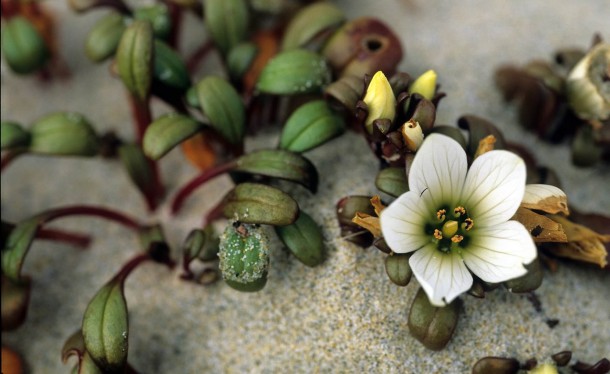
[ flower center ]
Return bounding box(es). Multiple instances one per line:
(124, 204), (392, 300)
(430, 206), (474, 253)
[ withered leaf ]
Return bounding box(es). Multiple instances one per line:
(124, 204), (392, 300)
(512, 208), (567, 243)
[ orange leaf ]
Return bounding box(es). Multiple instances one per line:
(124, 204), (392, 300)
(181, 132), (217, 171)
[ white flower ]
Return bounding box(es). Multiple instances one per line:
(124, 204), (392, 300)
(380, 134), (537, 306)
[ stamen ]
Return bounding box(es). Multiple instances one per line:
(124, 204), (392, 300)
(463, 218), (474, 231)
(436, 209), (446, 221)
(433, 229), (443, 240)
(453, 206), (466, 217)
(451, 235), (464, 243)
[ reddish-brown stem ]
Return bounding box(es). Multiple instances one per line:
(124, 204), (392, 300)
(40, 205), (143, 232)
(36, 228), (92, 248)
(115, 253), (151, 285)
(171, 160), (237, 214)
(1, 150), (25, 172)
(1, 0), (20, 19)
(186, 39), (215, 74)
(164, 1), (183, 51)
(202, 198), (227, 227)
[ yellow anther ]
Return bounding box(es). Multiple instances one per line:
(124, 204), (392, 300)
(463, 218), (474, 231)
(436, 209), (446, 221)
(433, 229), (443, 240)
(451, 235), (464, 243)
(441, 220), (458, 238)
(454, 206), (466, 216)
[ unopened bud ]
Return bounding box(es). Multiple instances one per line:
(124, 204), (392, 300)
(363, 71), (396, 133)
(409, 69), (437, 100)
(401, 120), (424, 151)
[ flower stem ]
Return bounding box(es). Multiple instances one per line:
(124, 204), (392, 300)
(115, 253), (150, 285)
(171, 160), (237, 215)
(36, 228), (92, 248)
(40, 205), (143, 232)
(186, 39), (214, 74)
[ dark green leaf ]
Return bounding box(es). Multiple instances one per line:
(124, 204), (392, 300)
(236, 149), (318, 192)
(223, 183), (299, 226)
(280, 100), (345, 153)
(1, 217), (41, 282)
(134, 4), (171, 39)
(196, 76), (245, 144)
(504, 258), (543, 293)
(1, 274), (31, 331)
(375, 167), (408, 197)
(257, 49), (331, 95)
(384, 253), (412, 286)
(143, 113), (203, 159)
(275, 211), (324, 267)
(457, 115), (506, 156)
(227, 42), (258, 81)
(82, 277), (128, 372)
(408, 287), (460, 351)
(324, 74), (365, 115)
(153, 40), (190, 91)
(118, 144), (156, 202)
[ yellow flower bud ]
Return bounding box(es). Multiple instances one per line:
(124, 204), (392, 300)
(409, 69), (437, 100)
(528, 363), (558, 374)
(363, 71), (396, 133)
(401, 119), (424, 151)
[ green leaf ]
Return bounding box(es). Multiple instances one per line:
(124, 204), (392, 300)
(82, 277), (128, 372)
(116, 20), (154, 101)
(61, 330), (85, 365)
(85, 12), (126, 62)
(1, 16), (49, 74)
(457, 115), (506, 156)
(257, 49), (331, 95)
(1, 216), (42, 282)
(134, 4), (171, 39)
(235, 149), (318, 192)
(143, 113), (203, 160)
(182, 229), (206, 267)
(1, 121), (30, 150)
(280, 100), (345, 153)
(153, 40), (191, 91)
(281, 2), (344, 51)
(275, 211), (324, 267)
(204, 0), (249, 55)
(29, 112), (99, 156)
(504, 258), (543, 293)
(223, 183), (299, 226)
(324, 75), (365, 115)
(375, 167), (408, 198)
(196, 76), (245, 144)
(384, 253), (412, 286)
(408, 288), (460, 351)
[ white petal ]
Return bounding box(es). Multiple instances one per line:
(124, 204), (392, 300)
(462, 220), (537, 283)
(409, 244), (473, 306)
(522, 184), (569, 215)
(380, 191), (431, 253)
(461, 150), (526, 227)
(407, 133), (468, 210)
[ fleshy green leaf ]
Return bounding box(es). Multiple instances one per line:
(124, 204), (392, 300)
(118, 144), (156, 203)
(116, 20), (154, 101)
(235, 149), (318, 192)
(82, 277), (128, 372)
(1, 16), (49, 74)
(1, 274), (31, 331)
(29, 112), (99, 156)
(85, 12), (126, 62)
(275, 211), (324, 267)
(223, 183), (299, 226)
(227, 42), (258, 81)
(196, 76), (245, 144)
(280, 100), (345, 153)
(408, 288), (460, 351)
(1, 121), (30, 150)
(257, 49), (331, 95)
(375, 167), (408, 198)
(324, 75), (365, 115)
(281, 2), (344, 51)
(143, 113), (203, 159)
(384, 253), (412, 286)
(203, 0), (249, 55)
(134, 4), (171, 39)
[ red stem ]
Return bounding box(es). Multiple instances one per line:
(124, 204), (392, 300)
(165, 1), (183, 51)
(36, 228), (92, 248)
(40, 205), (143, 232)
(171, 160), (237, 215)
(115, 253), (150, 284)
